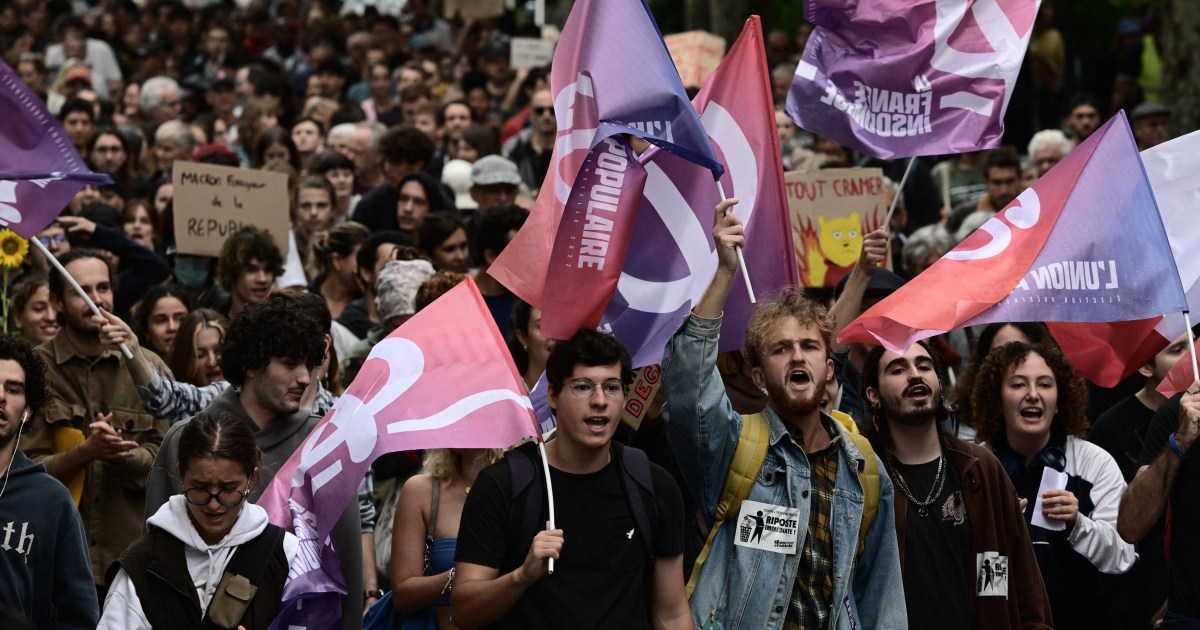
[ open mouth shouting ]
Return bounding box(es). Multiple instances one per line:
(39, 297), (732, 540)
(788, 368), (812, 391)
(583, 414), (611, 434)
(1019, 406), (1046, 424)
(904, 381), (932, 404)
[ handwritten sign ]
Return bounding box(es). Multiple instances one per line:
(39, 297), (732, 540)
(444, 0), (504, 20)
(621, 364), (662, 431)
(173, 161), (290, 258)
(664, 31), (727, 88)
(785, 167), (888, 288)
(511, 37), (556, 70)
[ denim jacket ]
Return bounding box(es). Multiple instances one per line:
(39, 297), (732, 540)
(663, 313), (907, 630)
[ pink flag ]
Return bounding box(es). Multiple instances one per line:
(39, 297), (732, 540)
(259, 276), (541, 629)
(839, 112), (1186, 352)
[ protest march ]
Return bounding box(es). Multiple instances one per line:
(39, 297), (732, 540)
(0, 0), (1198, 629)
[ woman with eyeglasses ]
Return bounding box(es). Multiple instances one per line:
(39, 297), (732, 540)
(99, 410), (299, 629)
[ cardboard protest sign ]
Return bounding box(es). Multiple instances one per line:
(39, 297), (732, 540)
(620, 364), (662, 431)
(663, 30), (726, 88)
(511, 37), (556, 70)
(444, 0), (504, 20)
(173, 161), (290, 258)
(785, 167), (888, 288)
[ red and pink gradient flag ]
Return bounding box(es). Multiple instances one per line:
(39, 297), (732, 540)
(259, 276), (541, 629)
(488, 0), (720, 339)
(1049, 129), (1200, 386)
(839, 112), (1187, 354)
(1157, 346), (1197, 399)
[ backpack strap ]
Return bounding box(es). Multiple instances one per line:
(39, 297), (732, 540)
(831, 410), (879, 557)
(686, 413), (771, 598)
(612, 442), (656, 558)
(506, 443), (543, 571)
(200, 524), (285, 629)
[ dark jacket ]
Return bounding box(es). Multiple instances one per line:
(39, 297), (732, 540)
(110, 522), (287, 629)
(894, 434), (1054, 630)
(0, 451), (98, 629)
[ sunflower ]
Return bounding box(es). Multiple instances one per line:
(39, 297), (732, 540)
(0, 229), (28, 268)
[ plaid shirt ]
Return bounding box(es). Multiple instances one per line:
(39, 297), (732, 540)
(785, 417), (842, 630)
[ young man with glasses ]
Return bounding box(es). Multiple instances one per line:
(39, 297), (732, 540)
(453, 329), (691, 629)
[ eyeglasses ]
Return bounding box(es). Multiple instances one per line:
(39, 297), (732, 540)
(185, 487), (250, 507)
(36, 233), (66, 248)
(532, 106), (554, 117)
(567, 378), (627, 399)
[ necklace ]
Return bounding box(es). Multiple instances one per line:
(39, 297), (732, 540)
(887, 449), (947, 518)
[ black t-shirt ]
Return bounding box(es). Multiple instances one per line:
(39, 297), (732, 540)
(894, 457), (972, 630)
(1089, 394), (1157, 482)
(455, 451), (685, 629)
(1138, 394), (1200, 618)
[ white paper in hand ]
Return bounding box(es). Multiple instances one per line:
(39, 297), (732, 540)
(1031, 467), (1069, 531)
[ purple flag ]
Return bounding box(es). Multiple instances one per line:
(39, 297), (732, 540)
(603, 16), (797, 368)
(787, 0), (1040, 159)
(0, 59), (111, 237)
(490, 0), (722, 331)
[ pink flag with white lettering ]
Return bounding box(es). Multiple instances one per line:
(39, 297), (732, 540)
(787, 0), (1040, 159)
(259, 276), (541, 629)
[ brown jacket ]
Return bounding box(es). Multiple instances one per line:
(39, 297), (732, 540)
(24, 333), (170, 584)
(894, 434), (1054, 630)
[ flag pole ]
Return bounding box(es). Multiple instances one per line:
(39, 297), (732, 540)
(716, 180), (756, 303)
(537, 439), (558, 574)
(1185, 311), (1200, 386)
(882, 157), (916, 231)
(31, 236), (133, 359)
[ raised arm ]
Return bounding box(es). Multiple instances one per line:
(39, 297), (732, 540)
(828, 228), (887, 353)
(1118, 391), (1197, 543)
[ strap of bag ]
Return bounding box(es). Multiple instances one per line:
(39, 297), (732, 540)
(428, 478), (441, 541)
(831, 410), (879, 556)
(200, 524), (285, 628)
(685, 413), (770, 598)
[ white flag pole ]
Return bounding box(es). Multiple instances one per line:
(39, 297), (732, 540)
(882, 157), (916, 231)
(716, 180), (756, 303)
(537, 439), (558, 574)
(1185, 311), (1199, 386)
(31, 236), (133, 359)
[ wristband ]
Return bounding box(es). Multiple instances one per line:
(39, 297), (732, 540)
(1169, 433), (1191, 459)
(363, 589), (384, 603)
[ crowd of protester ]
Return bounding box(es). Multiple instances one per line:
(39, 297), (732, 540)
(0, 1), (1194, 630)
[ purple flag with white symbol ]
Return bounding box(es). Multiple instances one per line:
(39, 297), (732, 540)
(491, 0), (722, 337)
(0, 59), (111, 237)
(787, 0), (1040, 159)
(603, 16), (797, 368)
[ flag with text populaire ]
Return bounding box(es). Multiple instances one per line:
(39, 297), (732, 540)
(489, 0), (721, 339)
(1049, 129), (1200, 386)
(258, 277), (541, 629)
(601, 16), (798, 368)
(788, 0), (1039, 159)
(0, 59), (111, 237)
(839, 112), (1187, 353)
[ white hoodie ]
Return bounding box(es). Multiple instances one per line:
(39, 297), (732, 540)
(98, 495), (299, 630)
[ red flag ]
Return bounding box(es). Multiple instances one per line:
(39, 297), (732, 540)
(1158, 346), (1198, 399)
